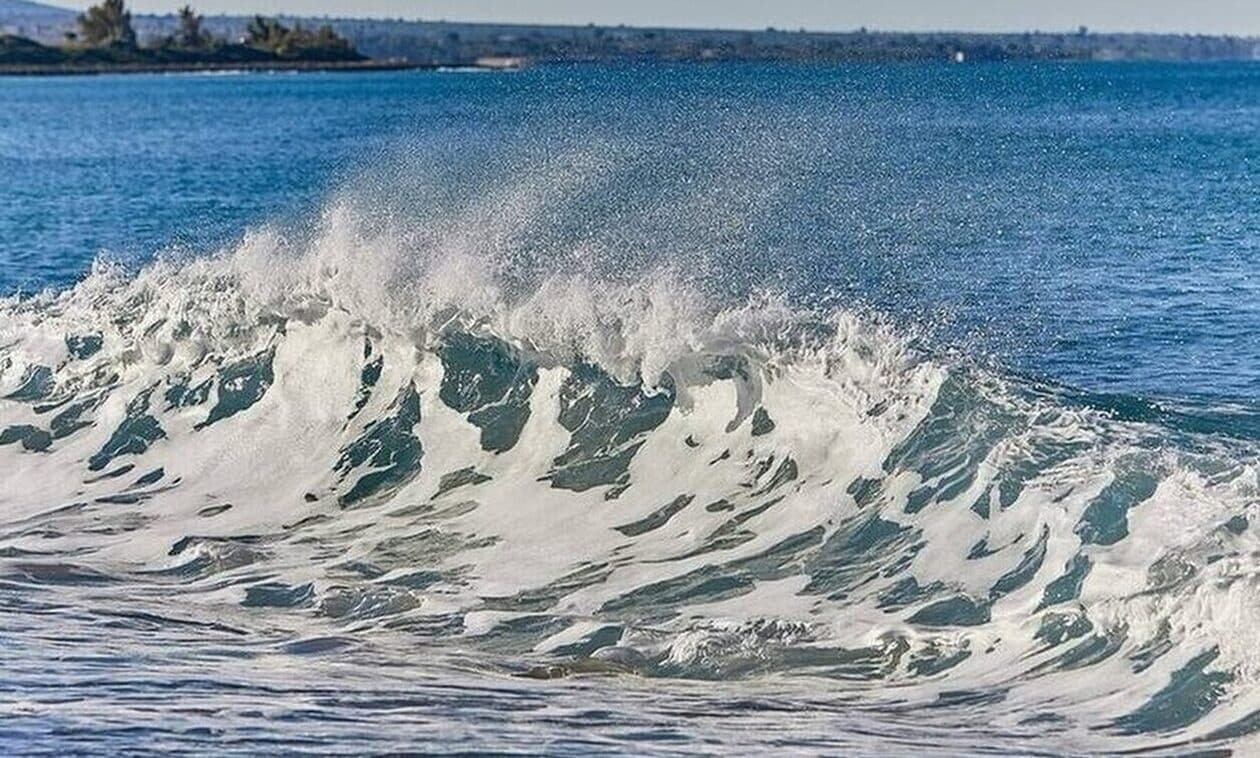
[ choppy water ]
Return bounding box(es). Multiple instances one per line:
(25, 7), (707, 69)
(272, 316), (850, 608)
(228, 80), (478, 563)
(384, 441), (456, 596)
(1, 63), (1258, 755)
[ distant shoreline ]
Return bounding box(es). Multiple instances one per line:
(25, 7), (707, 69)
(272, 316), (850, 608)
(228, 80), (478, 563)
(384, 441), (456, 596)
(0, 7), (422, 78)
(1, 53), (1255, 78)
(0, 58), (434, 77)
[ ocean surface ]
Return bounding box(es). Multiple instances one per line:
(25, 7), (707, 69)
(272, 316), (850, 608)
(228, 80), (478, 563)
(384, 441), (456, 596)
(0, 62), (1257, 755)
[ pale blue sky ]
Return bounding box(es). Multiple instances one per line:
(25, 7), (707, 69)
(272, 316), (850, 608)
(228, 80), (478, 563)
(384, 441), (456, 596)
(54, 1), (1260, 35)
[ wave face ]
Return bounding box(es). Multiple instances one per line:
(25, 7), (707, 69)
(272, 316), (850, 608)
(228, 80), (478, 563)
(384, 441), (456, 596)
(2, 169), (1259, 754)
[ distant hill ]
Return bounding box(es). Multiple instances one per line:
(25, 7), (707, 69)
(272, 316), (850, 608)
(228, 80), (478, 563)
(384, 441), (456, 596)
(0, 0), (73, 23)
(163, 17), (1260, 64)
(0, 0), (74, 39)
(0, 0), (71, 15)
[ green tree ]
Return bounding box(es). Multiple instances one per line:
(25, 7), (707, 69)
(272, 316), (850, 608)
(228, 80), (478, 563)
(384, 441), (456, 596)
(77, 0), (136, 48)
(174, 5), (212, 49)
(246, 15), (287, 50)
(313, 25), (352, 52)
(246, 16), (355, 57)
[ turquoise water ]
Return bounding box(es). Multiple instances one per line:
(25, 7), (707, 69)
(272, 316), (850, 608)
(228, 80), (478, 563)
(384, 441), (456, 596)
(1, 63), (1258, 755)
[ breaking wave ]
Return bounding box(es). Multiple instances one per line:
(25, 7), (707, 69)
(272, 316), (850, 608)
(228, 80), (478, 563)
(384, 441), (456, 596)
(2, 152), (1258, 755)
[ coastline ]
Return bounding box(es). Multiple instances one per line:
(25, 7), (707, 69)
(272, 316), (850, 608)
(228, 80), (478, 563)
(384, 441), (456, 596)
(0, 58), (431, 76)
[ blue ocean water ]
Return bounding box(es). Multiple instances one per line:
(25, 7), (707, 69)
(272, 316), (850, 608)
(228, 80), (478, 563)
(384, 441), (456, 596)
(3, 63), (1257, 401)
(1, 63), (1258, 755)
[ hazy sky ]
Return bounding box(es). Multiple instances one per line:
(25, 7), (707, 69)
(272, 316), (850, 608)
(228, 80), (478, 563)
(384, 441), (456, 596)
(54, 1), (1260, 35)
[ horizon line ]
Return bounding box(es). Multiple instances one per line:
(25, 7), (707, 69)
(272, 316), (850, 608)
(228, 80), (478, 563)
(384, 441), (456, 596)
(32, 2), (1260, 40)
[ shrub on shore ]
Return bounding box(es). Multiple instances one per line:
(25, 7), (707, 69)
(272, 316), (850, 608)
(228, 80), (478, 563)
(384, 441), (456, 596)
(2, 1), (364, 67)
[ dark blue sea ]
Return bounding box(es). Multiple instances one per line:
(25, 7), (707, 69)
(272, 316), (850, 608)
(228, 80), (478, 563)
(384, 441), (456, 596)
(0, 62), (1257, 755)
